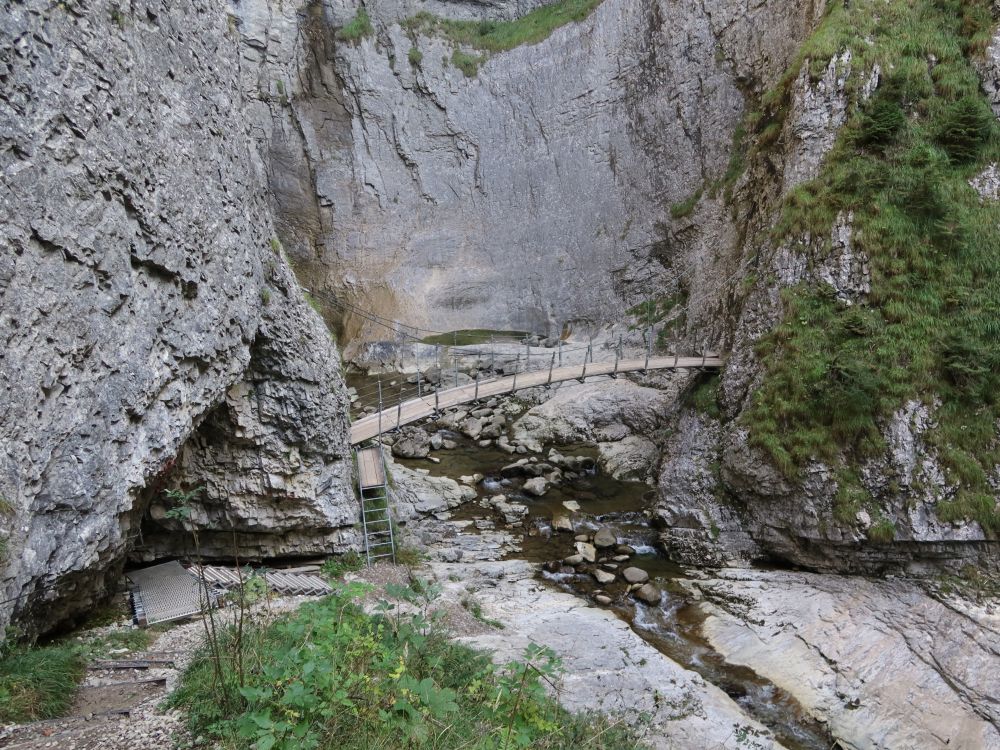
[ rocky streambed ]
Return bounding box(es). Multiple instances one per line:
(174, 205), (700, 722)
(347, 371), (1000, 750)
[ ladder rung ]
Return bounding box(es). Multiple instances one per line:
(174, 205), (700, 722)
(368, 531), (393, 538)
(370, 553), (395, 560)
(364, 519), (391, 526)
(363, 507), (388, 514)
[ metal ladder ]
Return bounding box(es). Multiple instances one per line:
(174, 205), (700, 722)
(355, 444), (396, 565)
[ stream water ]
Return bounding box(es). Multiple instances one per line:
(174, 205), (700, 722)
(349, 375), (833, 749)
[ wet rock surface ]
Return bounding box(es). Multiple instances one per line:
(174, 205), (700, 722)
(695, 569), (1000, 750)
(428, 560), (786, 750)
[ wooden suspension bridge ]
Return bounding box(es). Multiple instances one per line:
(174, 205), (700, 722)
(350, 353), (723, 445)
(350, 350), (722, 564)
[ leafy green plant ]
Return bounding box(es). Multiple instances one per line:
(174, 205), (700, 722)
(171, 581), (643, 749)
(338, 8), (373, 42)
(321, 551), (364, 580)
(408, 46), (423, 66)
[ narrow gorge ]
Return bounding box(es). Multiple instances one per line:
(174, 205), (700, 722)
(1, 0), (998, 748)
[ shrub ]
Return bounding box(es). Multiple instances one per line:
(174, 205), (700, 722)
(338, 8), (373, 42)
(407, 46), (423, 66)
(451, 49), (484, 77)
(170, 582), (644, 749)
(934, 96), (993, 163)
(855, 97), (906, 149)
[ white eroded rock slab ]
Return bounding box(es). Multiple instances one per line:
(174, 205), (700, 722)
(429, 561), (787, 749)
(695, 569), (1000, 750)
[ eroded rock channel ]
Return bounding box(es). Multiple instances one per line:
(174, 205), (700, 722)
(347, 369), (1000, 750)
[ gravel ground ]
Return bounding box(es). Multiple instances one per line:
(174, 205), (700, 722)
(0, 565), (499, 749)
(0, 595), (322, 750)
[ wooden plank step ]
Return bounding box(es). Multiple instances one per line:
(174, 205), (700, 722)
(357, 446), (387, 489)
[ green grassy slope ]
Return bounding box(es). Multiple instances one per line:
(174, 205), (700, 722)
(403, 0), (604, 75)
(740, 0), (1000, 531)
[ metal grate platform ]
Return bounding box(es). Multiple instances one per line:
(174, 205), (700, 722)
(128, 561), (210, 627)
(193, 566), (332, 596)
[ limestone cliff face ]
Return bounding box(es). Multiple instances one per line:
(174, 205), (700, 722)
(0, 0), (354, 636)
(229, 0), (825, 344)
(657, 25), (1000, 575)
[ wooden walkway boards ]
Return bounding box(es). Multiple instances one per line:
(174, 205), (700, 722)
(349, 355), (723, 445)
(356, 446), (387, 488)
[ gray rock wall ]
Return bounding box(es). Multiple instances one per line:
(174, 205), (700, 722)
(0, 0), (354, 636)
(653, 20), (998, 575)
(231, 0), (826, 345)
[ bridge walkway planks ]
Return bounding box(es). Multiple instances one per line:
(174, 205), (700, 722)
(349, 355), (722, 445)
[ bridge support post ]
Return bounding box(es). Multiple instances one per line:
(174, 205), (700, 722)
(645, 325), (652, 371)
(398, 381), (404, 429)
(434, 388), (439, 413)
(474, 370), (480, 401)
(701, 343), (707, 369)
(490, 335), (495, 372)
(377, 378), (383, 444)
(454, 354), (459, 388)
(548, 353), (555, 385)
(613, 337), (620, 375)
(417, 371), (422, 399)
(673, 325), (679, 369)
(512, 354), (520, 392)
(558, 339), (562, 366)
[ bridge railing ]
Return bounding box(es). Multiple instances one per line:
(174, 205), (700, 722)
(347, 324), (716, 433)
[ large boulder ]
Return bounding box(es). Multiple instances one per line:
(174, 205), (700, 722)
(594, 527), (618, 548)
(634, 583), (663, 605)
(391, 427), (432, 459)
(623, 567), (650, 584)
